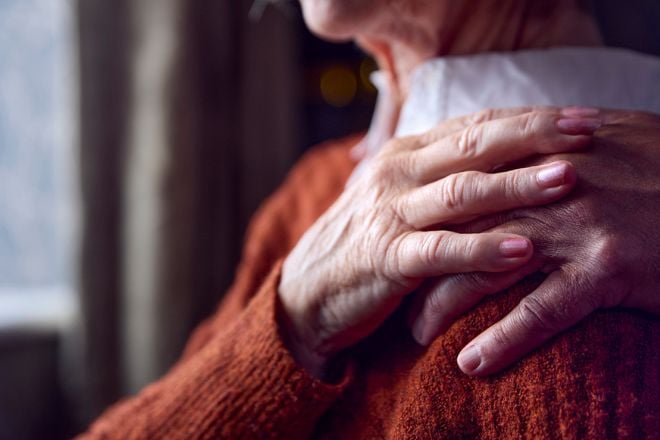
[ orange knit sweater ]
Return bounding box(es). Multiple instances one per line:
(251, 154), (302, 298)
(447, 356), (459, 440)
(80, 135), (659, 439)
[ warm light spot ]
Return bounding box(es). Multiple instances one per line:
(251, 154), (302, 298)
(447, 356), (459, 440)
(359, 57), (377, 93)
(320, 66), (357, 107)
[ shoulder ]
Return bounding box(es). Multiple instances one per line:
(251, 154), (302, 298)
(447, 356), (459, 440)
(281, 134), (361, 196)
(221, 133), (362, 312)
(245, 134), (362, 256)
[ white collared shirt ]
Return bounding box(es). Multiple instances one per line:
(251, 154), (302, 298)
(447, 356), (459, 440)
(394, 47), (660, 137)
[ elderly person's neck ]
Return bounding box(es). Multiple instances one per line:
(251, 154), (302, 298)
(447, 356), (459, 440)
(363, 1), (601, 99)
(351, 0), (602, 158)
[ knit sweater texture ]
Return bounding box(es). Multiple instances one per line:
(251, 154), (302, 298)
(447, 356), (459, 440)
(80, 135), (660, 439)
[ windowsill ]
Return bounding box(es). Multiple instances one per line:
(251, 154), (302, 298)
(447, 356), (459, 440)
(0, 286), (75, 440)
(0, 286), (77, 332)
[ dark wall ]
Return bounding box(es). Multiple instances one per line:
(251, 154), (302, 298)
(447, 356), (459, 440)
(595, 0), (660, 56)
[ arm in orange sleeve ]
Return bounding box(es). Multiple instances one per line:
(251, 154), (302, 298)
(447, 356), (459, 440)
(77, 138), (360, 439)
(79, 262), (351, 439)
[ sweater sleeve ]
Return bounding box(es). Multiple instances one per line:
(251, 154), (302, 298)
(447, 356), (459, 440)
(78, 261), (352, 439)
(77, 139), (360, 439)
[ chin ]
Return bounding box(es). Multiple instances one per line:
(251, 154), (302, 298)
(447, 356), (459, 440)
(299, 0), (374, 42)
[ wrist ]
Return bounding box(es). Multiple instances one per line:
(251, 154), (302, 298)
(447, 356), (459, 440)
(282, 327), (331, 379)
(276, 286), (332, 379)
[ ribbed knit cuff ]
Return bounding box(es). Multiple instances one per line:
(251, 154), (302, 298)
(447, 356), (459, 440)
(210, 260), (353, 438)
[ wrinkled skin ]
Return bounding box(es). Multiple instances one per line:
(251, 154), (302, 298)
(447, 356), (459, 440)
(279, 108), (598, 376)
(291, 0), (657, 379)
(411, 110), (660, 375)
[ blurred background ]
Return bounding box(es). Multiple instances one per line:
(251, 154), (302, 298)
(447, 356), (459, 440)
(0, 0), (658, 438)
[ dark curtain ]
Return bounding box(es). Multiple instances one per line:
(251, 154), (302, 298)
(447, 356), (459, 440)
(76, 0), (300, 425)
(76, 0), (130, 423)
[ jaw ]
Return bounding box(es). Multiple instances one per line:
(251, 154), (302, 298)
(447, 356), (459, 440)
(298, 0), (378, 42)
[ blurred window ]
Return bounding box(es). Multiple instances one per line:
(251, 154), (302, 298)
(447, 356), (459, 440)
(0, 0), (76, 327)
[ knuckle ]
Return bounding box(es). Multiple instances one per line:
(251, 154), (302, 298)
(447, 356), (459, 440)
(381, 138), (405, 154)
(397, 152), (418, 179)
(371, 153), (419, 184)
(440, 174), (464, 211)
(517, 295), (558, 334)
(519, 111), (544, 139)
(368, 157), (399, 184)
(469, 108), (496, 125)
(391, 195), (411, 226)
(588, 232), (627, 277)
(417, 130), (439, 146)
(382, 135), (420, 154)
(420, 233), (445, 267)
(440, 172), (475, 212)
(383, 235), (407, 282)
(456, 125), (480, 159)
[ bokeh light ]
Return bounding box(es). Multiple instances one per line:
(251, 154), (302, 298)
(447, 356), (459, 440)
(320, 66), (358, 107)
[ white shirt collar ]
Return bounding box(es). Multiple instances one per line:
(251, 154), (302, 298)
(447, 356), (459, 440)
(394, 47), (660, 137)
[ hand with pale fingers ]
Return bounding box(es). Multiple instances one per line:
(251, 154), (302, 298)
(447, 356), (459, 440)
(278, 107), (601, 378)
(409, 109), (660, 377)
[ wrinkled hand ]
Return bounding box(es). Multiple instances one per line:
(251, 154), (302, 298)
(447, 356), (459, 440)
(410, 109), (660, 376)
(279, 108), (598, 377)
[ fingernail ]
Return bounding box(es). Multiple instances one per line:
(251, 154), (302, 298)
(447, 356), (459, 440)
(457, 345), (482, 373)
(499, 239), (529, 258)
(412, 317), (428, 346)
(556, 117), (602, 135)
(561, 107), (600, 118)
(537, 162), (567, 188)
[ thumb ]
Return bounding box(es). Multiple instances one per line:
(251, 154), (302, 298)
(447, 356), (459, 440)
(456, 270), (596, 376)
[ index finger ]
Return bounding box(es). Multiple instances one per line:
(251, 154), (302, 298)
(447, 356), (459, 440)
(412, 107), (551, 146)
(410, 109), (600, 182)
(386, 107), (549, 154)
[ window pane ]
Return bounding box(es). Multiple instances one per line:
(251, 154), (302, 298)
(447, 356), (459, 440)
(0, 0), (76, 290)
